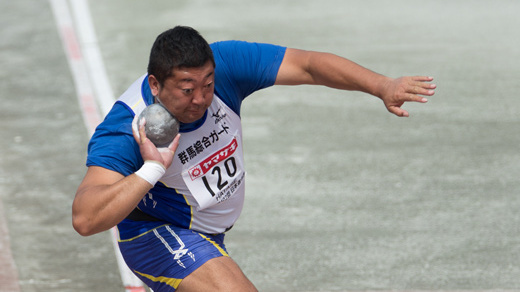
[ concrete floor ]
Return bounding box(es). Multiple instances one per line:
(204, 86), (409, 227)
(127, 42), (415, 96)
(1, 0), (519, 291)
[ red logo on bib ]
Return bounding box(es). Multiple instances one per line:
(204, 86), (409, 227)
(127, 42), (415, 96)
(188, 138), (238, 180)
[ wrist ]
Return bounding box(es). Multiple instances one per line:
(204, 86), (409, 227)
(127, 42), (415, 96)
(135, 160), (166, 186)
(374, 76), (394, 100)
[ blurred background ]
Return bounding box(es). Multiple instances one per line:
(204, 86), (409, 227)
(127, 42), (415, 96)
(1, 0), (519, 291)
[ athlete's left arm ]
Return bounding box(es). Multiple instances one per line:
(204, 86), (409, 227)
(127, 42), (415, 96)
(274, 48), (436, 117)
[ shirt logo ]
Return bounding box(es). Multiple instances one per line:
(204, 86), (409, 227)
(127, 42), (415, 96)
(212, 108), (227, 124)
(188, 137), (238, 180)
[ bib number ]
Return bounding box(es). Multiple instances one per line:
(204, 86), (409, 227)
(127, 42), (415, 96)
(201, 157), (237, 197)
(182, 137), (245, 210)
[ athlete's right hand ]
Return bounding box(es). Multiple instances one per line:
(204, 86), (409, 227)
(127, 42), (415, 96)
(132, 115), (180, 169)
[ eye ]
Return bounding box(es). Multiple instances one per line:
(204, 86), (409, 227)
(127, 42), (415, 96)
(183, 88), (194, 94)
(204, 81), (213, 88)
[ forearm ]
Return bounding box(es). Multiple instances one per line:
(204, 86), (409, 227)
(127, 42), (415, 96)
(307, 52), (391, 98)
(276, 49), (391, 98)
(72, 170), (153, 236)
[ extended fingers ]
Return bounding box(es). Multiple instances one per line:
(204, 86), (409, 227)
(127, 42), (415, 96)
(157, 134), (181, 169)
(410, 76), (436, 93)
(138, 117), (148, 144)
(403, 77), (436, 101)
(170, 133), (181, 151)
(131, 115), (141, 141)
(412, 76), (434, 82)
(388, 105), (409, 117)
(160, 134), (181, 154)
(402, 92), (428, 103)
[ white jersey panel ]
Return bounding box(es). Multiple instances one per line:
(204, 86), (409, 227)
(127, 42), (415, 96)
(119, 88), (245, 234)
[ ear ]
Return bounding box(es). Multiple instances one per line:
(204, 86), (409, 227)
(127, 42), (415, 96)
(148, 75), (160, 96)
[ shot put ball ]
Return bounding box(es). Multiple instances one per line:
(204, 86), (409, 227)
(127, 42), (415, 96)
(137, 103), (179, 147)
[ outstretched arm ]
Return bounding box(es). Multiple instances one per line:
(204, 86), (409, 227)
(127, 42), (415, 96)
(275, 48), (436, 117)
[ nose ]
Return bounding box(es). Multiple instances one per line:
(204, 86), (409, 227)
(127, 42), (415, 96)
(191, 89), (206, 106)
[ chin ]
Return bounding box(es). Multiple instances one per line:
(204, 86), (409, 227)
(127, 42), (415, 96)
(180, 113), (205, 124)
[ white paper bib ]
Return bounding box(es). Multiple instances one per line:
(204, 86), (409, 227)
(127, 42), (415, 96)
(181, 135), (245, 210)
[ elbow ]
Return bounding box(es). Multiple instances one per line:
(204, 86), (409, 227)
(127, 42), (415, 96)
(72, 196), (103, 236)
(72, 214), (98, 237)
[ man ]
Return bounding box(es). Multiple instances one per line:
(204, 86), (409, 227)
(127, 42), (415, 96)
(72, 26), (435, 291)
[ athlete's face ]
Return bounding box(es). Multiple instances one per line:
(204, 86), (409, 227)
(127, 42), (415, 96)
(149, 61), (215, 124)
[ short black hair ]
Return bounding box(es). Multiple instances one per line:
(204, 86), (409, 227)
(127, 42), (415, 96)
(147, 26), (215, 86)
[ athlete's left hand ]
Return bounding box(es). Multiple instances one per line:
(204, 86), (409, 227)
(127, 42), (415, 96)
(379, 76), (436, 117)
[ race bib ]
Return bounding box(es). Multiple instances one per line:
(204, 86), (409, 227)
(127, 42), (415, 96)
(181, 137), (245, 210)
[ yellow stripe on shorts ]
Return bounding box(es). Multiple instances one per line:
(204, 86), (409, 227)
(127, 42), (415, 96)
(133, 270), (182, 290)
(198, 233), (229, 257)
(117, 224), (169, 243)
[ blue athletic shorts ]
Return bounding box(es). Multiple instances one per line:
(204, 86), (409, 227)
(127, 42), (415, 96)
(117, 221), (229, 291)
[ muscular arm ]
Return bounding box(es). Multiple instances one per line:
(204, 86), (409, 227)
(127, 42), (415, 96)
(275, 48), (436, 117)
(72, 120), (180, 236)
(72, 166), (153, 236)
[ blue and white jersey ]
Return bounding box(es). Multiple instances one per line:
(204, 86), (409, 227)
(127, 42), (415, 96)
(86, 41), (286, 237)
